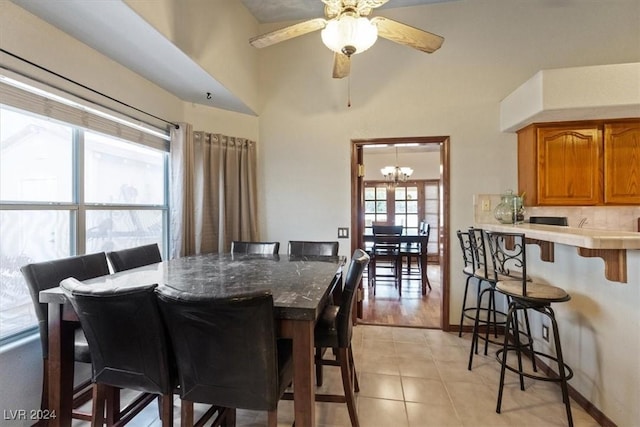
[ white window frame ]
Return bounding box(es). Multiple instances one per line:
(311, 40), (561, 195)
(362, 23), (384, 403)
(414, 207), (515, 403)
(0, 78), (170, 343)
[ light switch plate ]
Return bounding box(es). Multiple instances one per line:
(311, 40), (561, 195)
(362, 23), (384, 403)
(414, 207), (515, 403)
(338, 227), (349, 238)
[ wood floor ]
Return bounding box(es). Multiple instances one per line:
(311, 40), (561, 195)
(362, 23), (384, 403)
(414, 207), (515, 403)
(361, 261), (441, 329)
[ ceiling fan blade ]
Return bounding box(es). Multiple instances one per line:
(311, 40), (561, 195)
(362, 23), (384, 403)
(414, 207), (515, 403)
(372, 16), (444, 53)
(249, 18), (327, 49)
(332, 53), (351, 79)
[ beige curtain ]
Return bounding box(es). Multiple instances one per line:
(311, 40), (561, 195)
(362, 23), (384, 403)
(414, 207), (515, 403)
(170, 124), (258, 258)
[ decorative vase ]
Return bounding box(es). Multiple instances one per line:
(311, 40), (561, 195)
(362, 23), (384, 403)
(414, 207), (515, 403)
(494, 190), (525, 224)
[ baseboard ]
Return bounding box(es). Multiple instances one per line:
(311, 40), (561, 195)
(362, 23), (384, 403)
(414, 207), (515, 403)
(530, 354), (616, 427)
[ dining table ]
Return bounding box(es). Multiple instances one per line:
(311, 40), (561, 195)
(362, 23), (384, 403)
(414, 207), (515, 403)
(363, 233), (430, 295)
(38, 252), (345, 427)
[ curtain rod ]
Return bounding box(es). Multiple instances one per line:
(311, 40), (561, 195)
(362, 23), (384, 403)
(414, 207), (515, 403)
(0, 48), (179, 130)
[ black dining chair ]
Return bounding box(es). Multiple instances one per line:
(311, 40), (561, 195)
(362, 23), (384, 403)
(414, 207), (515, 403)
(370, 224), (403, 295)
(401, 221), (427, 272)
(156, 289), (292, 427)
(60, 280), (179, 426)
(230, 240), (280, 254)
(297, 248), (369, 427)
(106, 243), (162, 272)
(288, 240), (339, 256)
(20, 252), (111, 422)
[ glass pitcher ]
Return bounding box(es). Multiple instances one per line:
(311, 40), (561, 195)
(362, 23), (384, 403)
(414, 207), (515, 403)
(493, 190), (525, 224)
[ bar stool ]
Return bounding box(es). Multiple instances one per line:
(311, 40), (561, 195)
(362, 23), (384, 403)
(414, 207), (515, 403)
(466, 227), (509, 370)
(486, 231), (574, 427)
(456, 229), (476, 337)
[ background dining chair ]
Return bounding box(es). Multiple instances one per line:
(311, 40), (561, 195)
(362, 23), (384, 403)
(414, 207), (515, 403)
(400, 221), (431, 291)
(401, 221), (428, 272)
(156, 289), (292, 427)
(301, 248), (369, 427)
(370, 224), (403, 296)
(20, 252), (111, 422)
(230, 240), (280, 254)
(106, 243), (162, 273)
(59, 280), (181, 427)
(288, 240), (339, 256)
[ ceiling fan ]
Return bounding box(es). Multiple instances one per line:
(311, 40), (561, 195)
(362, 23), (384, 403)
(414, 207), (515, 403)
(249, 0), (444, 79)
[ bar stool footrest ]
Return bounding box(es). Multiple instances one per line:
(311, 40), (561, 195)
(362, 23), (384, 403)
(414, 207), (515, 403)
(496, 347), (574, 383)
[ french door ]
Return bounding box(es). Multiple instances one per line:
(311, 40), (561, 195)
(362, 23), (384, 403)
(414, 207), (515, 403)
(364, 180), (440, 263)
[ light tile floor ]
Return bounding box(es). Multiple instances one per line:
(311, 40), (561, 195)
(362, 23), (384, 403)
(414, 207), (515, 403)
(77, 325), (599, 427)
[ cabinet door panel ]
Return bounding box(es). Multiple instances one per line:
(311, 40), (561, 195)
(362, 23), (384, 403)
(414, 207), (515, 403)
(537, 126), (602, 205)
(604, 122), (640, 204)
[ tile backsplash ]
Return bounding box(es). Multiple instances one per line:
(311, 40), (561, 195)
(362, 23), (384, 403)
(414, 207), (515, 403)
(473, 194), (640, 232)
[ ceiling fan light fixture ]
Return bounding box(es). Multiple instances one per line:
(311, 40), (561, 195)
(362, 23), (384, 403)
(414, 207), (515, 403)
(321, 13), (378, 56)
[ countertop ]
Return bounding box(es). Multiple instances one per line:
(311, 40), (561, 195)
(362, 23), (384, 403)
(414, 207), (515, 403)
(477, 223), (640, 250)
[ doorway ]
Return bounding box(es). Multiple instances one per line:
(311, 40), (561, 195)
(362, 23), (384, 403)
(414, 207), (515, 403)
(350, 136), (451, 330)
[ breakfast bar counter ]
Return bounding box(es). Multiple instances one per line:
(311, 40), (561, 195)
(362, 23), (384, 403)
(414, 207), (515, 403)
(476, 223), (640, 283)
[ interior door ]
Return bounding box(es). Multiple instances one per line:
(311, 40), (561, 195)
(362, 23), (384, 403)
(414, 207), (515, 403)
(352, 137), (450, 329)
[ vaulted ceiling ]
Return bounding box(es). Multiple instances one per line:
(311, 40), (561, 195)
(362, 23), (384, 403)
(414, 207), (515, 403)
(9, 0), (458, 115)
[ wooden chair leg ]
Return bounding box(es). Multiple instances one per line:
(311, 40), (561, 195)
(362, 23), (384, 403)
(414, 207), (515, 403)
(267, 409), (277, 427)
(397, 256), (403, 296)
(348, 346), (359, 393)
(159, 394), (174, 427)
(41, 361), (49, 414)
(222, 408), (236, 427)
(105, 386), (120, 425)
(315, 346), (324, 386)
(91, 384), (107, 427)
(338, 348), (360, 427)
(180, 400), (194, 427)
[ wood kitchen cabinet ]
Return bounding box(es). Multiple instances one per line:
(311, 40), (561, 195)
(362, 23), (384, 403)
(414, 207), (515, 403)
(604, 122), (640, 204)
(518, 119), (640, 206)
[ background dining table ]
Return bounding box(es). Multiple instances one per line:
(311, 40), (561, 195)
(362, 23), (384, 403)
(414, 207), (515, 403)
(363, 233), (430, 295)
(39, 252), (345, 427)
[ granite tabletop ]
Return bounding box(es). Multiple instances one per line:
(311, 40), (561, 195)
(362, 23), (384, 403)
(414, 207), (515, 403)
(40, 253), (346, 321)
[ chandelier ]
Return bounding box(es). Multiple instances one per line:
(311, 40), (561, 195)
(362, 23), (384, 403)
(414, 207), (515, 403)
(321, 10), (378, 57)
(380, 147), (413, 186)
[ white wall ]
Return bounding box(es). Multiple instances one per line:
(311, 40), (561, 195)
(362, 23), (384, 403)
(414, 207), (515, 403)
(125, 0), (260, 112)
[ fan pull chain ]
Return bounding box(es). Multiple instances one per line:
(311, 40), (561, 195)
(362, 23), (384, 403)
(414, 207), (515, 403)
(347, 73), (351, 108)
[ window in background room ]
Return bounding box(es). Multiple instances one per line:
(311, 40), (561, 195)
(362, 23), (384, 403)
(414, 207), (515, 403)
(423, 180), (440, 263)
(0, 102), (169, 341)
(364, 181), (423, 233)
(363, 180), (440, 262)
(364, 184), (388, 234)
(395, 185), (419, 234)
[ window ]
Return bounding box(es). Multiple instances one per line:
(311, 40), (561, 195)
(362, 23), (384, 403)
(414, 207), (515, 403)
(0, 101), (169, 341)
(365, 181), (423, 233)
